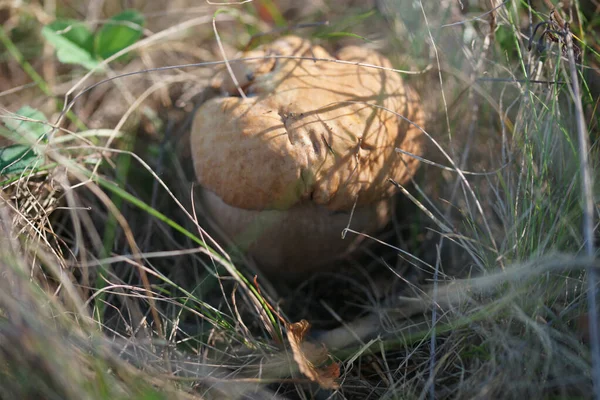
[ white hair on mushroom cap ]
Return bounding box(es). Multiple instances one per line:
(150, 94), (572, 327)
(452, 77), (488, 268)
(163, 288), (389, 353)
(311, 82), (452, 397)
(191, 36), (424, 276)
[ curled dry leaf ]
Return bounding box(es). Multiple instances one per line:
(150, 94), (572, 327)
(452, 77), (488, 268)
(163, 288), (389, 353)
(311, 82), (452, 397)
(286, 319), (340, 390)
(190, 35), (425, 275)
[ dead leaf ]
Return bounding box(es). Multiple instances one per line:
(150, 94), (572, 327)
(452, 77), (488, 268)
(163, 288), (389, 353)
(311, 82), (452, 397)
(286, 319), (340, 390)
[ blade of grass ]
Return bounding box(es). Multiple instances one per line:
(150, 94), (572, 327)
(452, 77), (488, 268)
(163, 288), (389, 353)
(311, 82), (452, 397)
(81, 165), (280, 338)
(95, 133), (135, 327)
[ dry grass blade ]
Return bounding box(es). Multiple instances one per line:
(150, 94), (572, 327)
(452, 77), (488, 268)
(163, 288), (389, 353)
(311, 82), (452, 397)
(563, 12), (600, 400)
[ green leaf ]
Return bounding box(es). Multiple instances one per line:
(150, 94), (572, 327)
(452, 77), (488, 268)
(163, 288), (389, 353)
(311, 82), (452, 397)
(94, 10), (144, 60)
(1, 107), (48, 176)
(46, 20), (94, 53)
(0, 144), (41, 175)
(3, 106), (49, 142)
(41, 20), (99, 70)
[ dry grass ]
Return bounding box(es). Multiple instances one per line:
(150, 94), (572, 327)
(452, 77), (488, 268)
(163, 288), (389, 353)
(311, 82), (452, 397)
(0, 0), (599, 399)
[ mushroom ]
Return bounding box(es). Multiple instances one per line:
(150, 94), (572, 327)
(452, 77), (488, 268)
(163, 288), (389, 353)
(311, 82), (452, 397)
(191, 36), (424, 277)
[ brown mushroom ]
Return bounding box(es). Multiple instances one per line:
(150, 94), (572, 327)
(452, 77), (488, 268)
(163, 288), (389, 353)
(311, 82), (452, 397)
(191, 36), (424, 276)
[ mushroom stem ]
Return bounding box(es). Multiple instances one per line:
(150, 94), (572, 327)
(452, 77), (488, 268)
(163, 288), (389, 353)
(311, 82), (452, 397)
(199, 188), (391, 276)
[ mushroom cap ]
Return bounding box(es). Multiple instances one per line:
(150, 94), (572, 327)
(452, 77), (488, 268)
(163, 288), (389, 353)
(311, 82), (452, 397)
(191, 36), (424, 212)
(190, 36), (424, 275)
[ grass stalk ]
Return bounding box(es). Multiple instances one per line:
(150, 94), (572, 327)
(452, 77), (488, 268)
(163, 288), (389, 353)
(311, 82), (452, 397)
(564, 22), (599, 399)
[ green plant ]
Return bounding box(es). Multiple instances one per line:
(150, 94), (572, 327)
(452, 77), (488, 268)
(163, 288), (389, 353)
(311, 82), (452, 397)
(42, 9), (145, 70)
(0, 106), (48, 175)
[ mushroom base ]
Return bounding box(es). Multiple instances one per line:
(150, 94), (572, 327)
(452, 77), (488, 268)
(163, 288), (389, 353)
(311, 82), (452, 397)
(199, 189), (391, 277)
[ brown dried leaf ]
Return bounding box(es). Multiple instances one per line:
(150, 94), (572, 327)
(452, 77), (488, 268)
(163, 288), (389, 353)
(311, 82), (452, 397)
(286, 319), (340, 390)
